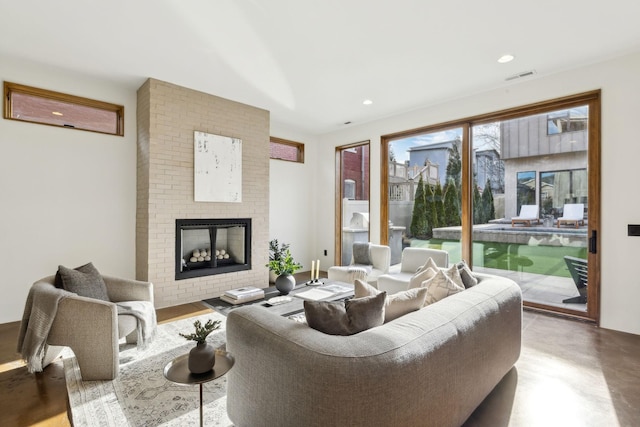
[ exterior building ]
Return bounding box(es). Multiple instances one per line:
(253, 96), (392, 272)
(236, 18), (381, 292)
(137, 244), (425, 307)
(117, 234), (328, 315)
(501, 108), (588, 220)
(407, 140), (454, 186)
(341, 145), (370, 201)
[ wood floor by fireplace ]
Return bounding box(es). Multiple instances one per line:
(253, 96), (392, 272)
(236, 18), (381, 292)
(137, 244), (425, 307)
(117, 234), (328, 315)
(175, 218), (251, 280)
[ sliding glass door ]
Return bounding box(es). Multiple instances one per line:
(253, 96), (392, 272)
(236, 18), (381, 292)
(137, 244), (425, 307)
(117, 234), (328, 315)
(382, 92), (600, 322)
(471, 107), (589, 313)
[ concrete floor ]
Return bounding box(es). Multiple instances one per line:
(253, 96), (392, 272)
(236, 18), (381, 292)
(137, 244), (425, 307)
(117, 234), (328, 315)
(2, 299), (638, 426)
(465, 310), (640, 426)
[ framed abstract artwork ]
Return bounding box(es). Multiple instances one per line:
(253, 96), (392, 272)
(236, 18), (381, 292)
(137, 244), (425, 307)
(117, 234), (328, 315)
(194, 131), (242, 202)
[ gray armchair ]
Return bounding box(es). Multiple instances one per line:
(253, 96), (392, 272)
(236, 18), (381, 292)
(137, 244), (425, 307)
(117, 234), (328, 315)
(24, 274), (154, 380)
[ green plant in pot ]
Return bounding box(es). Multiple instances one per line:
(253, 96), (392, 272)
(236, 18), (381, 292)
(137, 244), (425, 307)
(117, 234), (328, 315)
(266, 244), (302, 295)
(267, 239), (290, 283)
(179, 318), (221, 374)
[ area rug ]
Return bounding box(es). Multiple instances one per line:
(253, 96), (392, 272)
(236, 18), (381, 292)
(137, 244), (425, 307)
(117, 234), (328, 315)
(63, 312), (233, 426)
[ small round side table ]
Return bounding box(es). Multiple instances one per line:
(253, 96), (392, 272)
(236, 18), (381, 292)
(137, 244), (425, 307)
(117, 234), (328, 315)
(163, 349), (234, 427)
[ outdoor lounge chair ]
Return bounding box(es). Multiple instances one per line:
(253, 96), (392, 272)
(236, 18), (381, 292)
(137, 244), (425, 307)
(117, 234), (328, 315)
(563, 255), (587, 303)
(557, 203), (585, 228)
(511, 205), (539, 227)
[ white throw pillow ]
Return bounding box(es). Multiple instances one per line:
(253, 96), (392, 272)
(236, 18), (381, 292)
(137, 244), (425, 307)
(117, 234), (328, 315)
(409, 263), (438, 289)
(446, 264), (465, 290)
(421, 268), (465, 306)
(415, 256), (439, 274)
(354, 279), (428, 322)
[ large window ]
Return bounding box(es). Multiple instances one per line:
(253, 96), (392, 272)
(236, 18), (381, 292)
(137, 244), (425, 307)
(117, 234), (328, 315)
(382, 91), (600, 323)
(336, 142), (370, 266)
(3, 81), (124, 136)
(540, 169), (588, 217)
(517, 171), (536, 214)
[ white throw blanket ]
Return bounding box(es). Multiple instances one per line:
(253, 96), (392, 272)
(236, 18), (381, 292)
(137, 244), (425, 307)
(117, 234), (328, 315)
(17, 282), (73, 373)
(116, 300), (157, 350)
(346, 265), (373, 282)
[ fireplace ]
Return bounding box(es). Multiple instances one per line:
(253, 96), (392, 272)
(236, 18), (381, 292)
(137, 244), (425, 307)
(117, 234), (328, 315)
(175, 218), (251, 280)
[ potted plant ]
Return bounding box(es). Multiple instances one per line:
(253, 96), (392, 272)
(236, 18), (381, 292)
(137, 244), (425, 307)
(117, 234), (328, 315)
(179, 318), (221, 374)
(266, 241), (302, 295)
(267, 239), (288, 283)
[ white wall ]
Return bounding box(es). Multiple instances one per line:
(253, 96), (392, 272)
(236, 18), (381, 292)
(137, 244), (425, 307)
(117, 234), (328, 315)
(317, 52), (640, 336)
(0, 56), (138, 323)
(268, 122), (321, 274)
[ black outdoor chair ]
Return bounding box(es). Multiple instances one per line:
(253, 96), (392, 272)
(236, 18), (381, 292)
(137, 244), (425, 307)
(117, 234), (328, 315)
(563, 255), (588, 304)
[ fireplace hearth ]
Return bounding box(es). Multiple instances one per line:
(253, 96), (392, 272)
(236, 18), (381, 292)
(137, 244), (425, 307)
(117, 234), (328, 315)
(175, 218), (251, 280)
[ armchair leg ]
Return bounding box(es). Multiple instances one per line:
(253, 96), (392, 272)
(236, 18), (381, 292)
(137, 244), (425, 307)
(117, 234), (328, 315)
(125, 329), (138, 344)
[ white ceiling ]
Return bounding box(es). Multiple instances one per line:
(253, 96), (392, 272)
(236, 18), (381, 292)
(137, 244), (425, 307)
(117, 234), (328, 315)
(2, 0), (640, 135)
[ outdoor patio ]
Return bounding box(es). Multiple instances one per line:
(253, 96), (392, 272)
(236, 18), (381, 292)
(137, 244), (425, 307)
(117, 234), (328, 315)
(474, 265), (587, 312)
(411, 221), (588, 312)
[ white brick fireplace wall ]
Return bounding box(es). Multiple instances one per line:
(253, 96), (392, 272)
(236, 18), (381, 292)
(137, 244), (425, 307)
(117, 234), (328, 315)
(136, 78), (270, 308)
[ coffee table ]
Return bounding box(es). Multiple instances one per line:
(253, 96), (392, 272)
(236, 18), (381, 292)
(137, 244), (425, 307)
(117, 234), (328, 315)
(203, 279), (354, 318)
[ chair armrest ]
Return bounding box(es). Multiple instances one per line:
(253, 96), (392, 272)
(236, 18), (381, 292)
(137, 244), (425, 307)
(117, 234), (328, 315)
(48, 295), (120, 380)
(103, 275), (154, 303)
(370, 244), (391, 274)
(48, 295), (118, 343)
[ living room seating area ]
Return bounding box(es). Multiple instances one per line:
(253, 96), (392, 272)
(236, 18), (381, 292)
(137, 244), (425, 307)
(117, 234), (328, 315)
(226, 271), (522, 426)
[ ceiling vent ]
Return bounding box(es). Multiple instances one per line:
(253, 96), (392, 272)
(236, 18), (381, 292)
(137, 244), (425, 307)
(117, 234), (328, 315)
(505, 70), (536, 81)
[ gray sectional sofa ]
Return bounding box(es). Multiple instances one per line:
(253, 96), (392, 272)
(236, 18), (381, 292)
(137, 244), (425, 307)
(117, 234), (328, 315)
(226, 273), (522, 427)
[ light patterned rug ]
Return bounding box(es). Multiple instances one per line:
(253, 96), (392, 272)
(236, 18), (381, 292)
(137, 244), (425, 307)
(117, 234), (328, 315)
(63, 312), (233, 426)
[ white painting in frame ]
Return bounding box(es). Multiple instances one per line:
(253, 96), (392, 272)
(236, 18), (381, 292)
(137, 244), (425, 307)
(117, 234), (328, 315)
(194, 131), (242, 202)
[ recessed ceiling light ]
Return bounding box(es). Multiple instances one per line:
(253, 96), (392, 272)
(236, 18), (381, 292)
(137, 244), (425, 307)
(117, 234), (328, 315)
(52, 111), (63, 116)
(497, 54), (515, 64)
(362, 99), (373, 105)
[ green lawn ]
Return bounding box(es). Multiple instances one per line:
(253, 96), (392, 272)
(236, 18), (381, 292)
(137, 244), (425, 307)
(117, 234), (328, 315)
(411, 239), (587, 278)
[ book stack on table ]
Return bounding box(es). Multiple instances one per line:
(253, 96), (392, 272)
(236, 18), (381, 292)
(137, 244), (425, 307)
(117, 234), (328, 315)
(220, 286), (265, 305)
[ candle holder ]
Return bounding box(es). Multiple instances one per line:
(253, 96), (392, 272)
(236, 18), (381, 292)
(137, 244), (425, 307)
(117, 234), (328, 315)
(306, 278), (322, 286)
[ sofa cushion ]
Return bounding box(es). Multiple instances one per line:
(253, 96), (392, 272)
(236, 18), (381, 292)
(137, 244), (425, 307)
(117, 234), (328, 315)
(304, 292), (386, 335)
(420, 267), (465, 305)
(457, 260), (478, 288)
(56, 262), (110, 301)
(354, 279), (428, 322)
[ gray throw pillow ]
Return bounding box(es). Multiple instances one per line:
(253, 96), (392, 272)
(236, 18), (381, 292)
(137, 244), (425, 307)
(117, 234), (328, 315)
(354, 279), (428, 322)
(456, 260), (478, 288)
(57, 262), (110, 301)
(352, 242), (372, 265)
(304, 292), (386, 335)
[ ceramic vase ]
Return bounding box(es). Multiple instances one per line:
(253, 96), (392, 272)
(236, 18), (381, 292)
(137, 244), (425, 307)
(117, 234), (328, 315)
(275, 273), (295, 295)
(188, 342), (215, 374)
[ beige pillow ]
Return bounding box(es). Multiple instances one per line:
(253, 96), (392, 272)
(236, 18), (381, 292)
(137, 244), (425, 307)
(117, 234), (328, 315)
(409, 264), (438, 289)
(354, 280), (428, 322)
(415, 256), (439, 274)
(304, 292), (386, 335)
(421, 268), (465, 306)
(446, 264), (465, 290)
